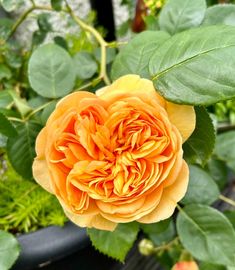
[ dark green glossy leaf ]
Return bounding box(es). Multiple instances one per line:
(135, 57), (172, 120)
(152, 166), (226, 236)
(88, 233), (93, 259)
(51, 0), (63, 11)
(159, 0), (206, 35)
(0, 230), (20, 270)
(7, 121), (42, 179)
(177, 204), (235, 266)
(214, 130), (235, 172)
(111, 31), (170, 80)
(73, 51), (98, 80)
(54, 36), (68, 50)
(150, 25), (235, 105)
(87, 223), (139, 262)
(0, 112), (17, 138)
(28, 44), (75, 98)
(202, 4), (235, 26)
(182, 165), (219, 205)
(183, 107), (215, 166)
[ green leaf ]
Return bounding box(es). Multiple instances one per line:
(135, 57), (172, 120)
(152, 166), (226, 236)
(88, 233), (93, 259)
(73, 51), (98, 80)
(41, 100), (57, 125)
(28, 44), (75, 98)
(150, 25), (235, 105)
(159, 0), (206, 35)
(206, 158), (228, 191)
(0, 0), (24, 12)
(0, 64), (12, 80)
(200, 262), (226, 270)
(183, 107), (215, 166)
(54, 36), (68, 51)
(0, 112), (17, 138)
(177, 204), (235, 266)
(141, 219), (175, 246)
(87, 223), (139, 262)
(9, 90), (32, 117)
(51, 0), (63, 11)
(37, 13), (53, 32)
(0, 18), (14, 40)
(224, 211), (235, 229)
(0, 230), (20, 270)
(94, 47), (116, 65)
(0, 134), (7, 148)
(7, 121), (42, 179)
(111, 31), (170, 80)
(182, 165), (219, 205)
(202, 4), (235, 26)
(32, 30), (47, 47)
(0, 91), (13, 109)
(214, 131), (235, 172)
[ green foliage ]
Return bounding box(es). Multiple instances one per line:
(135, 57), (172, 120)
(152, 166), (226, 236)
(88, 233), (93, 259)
(28, 44), (76, 98)
(111, 31), (170, 80)
(0, 230), (20, 270)
(214, 131), (235, 172)
(7, 121), (42, 179)
(177, 204), (235, 266)
(73, 51), (98, 80)
(51, 0), (63, 11)
(0, 0), (24, 12)
(149, 25), (235, 105)
(182, 165), (219, 205)
(159, 0), (206, 35)
(214, 99), (235, 125)
(202, 4), (235, 26)
(0, 112), (17, 138)
(87, 223), (139, 262)
(183, 107), (215, 166)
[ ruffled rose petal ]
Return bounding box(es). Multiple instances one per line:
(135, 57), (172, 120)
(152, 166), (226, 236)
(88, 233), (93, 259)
(137, 161), (189, 223)
(166, 102), (195, 142)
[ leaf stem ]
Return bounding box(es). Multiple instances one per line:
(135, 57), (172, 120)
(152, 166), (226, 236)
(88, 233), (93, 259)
(219, 194), (235, 208)
(26, 100), (54, 120)
(8, 117), (24, 123)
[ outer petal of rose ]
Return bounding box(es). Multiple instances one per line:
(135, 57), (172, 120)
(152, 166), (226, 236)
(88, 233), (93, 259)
(65, 211), (117, 231)
(32, 127), (53, 193)
(96, 74), (165, 107)
(166, 102), (196, 142)
(137, 160), (189, 223)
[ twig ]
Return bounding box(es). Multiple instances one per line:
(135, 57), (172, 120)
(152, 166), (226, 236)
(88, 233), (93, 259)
(219, 194), (235, 208)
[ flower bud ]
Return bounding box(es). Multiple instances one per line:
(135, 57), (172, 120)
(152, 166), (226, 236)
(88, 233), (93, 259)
(138, 239), (155, 256)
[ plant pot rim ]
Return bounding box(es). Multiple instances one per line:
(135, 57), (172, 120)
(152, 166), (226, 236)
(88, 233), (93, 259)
(13, 221), (89, 270)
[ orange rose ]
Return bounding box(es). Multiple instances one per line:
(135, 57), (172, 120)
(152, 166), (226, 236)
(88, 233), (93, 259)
(33, 75), (195, 231)
(172, 261), (199, 270)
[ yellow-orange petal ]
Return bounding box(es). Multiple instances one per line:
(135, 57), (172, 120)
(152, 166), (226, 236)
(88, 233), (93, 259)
(65, 210), (117, 231)
(166, 102), (195, 142)
(96, 74), (165, 107)
(137, 160), (189, 223)
(172, 261), (199, 270)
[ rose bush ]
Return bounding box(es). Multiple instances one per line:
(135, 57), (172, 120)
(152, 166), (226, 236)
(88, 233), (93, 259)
(33, 74), (195, 230)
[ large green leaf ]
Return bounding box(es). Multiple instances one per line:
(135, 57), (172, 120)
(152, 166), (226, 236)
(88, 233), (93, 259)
(182, 165), (219, 205)
(202, 4), (235, 26)
(224, 211), (235, 229)
(87, 223), (139, 262)
(0, 112), (17, 138)
(177, 204), (235, 266)
(200, 262), (226, 270)
(73, 52), (98, 80)
(183, 107), (215, 166)
(150, 25), (235, 105)
(7, 121), (42, 179)
(159, 0), (206, 35)
(0, 230), (20, 270)
(111, 31), (170, 80)
(28, 44), (75, 98)
(0, 0), (24, 12)
(214, 130), (235, 172)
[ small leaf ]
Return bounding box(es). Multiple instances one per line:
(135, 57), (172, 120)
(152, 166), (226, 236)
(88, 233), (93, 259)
(37, 13), (53, 32)
(202, 4), (235, 26)
(0, 230), (20, 270)
(7, 121), (42, 179)
(0, 64), (12, 80)
(32, 30), (47, 46)
(28, 44), (76, 98)
(182, 165), (219, 205)
(177, 204), (235, 266)
(0, 91), (13, 109)
(73, 51), (98, 80)
(87, 223), (139, 262)
(214, 131), (235, 172)
(111, 31), (170, 80)
(0, 18), (14, 40)
(150, 25), (235, 105)
(51, 0), (63, 11)
(54, 36), (68, 50)
(0, 112), (17, 138)
(159, 0), (206, 35)
(183, 107), (215, 166)
(0, 0), (24, 12)
(9, 90), (32, 117)
(141, 219), (175, 246)
(206, 158), (228, 191)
